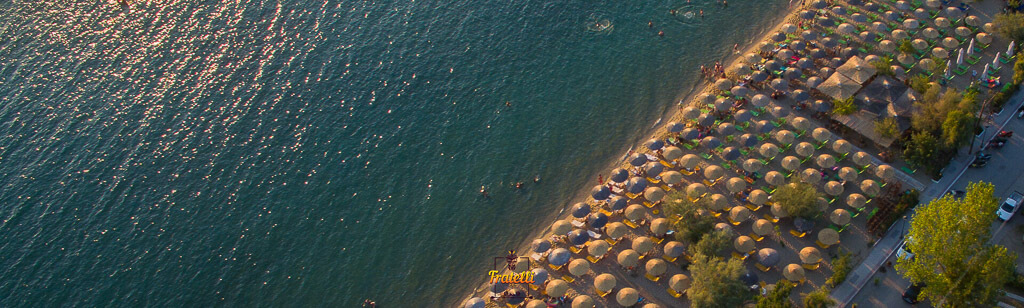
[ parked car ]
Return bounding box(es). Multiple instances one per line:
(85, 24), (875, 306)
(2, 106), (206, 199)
(996, 191), (1022, 221)
(902, 283), (924, 304)
(896, 240), (914, 261)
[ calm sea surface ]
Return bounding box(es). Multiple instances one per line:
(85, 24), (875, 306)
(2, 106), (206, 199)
(0, 0), (787, 306)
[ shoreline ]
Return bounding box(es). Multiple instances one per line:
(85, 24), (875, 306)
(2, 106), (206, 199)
(461, 2), (805, 305)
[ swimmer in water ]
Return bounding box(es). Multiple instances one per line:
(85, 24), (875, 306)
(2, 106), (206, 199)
(700, 9), (704, 18)
(534, 175), (540, 183)
(505, 101), (511, 107)
(515, 182), (523, 189)
(648, 20), (653, 28)
(658, 31), (664, 36)
(480, 186), (489, 198)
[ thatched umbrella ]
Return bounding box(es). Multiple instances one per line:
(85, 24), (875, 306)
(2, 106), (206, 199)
(797, 57), (814, 70)
(784, 264), (806, 282)
(595, 273), (616, 293)
(625, 204), (645, 222)
(730, 64), (753, 77)
(800, 247), (823, 264)
(811, 128), (829, 142)
(617, 288), (640, 307)
(760, 143), (781, 159)
(664, 146), (683, 161)
(771, 201), (790, 218)
(884, 10), (900, 21)
(955, 26), (971, 38)
(665, 241), (685, 259)
(771, 31), (787, 42)
(734, 235), (756, 253)
(895, 1), (910, 11)
(751, 94), (770, 108)
(818, 228), (840, 246)
(966, 15), (981, 27)
(852, 151), (871, 166)
(833, 139), (852, 155)
(922, 27), (939, 39)
(847, 193), (867, 209)
(864, 1), (879, 11)
(592, 185), (611, 200)
(670, 274), (692, 293)
(810, 48), (827, 60)
(646, 259), (667, 277)
(878, 40), (895, 53)
(783, 67), (802, 80)
(770, 78), (788, 92)
(925, 0), (940, 8)
(800, 10), (816, 20)
(757, 248), (780, 267)
(817, 154), (836, 169)
(838, 23), (856, 34)
(715, 223), (732, 233)
(571, 202), (590, 219)
(681, 154), (701, 170)
(801, 168), (822, 184)
(765, 171), (786, 186)
(753, 219), (773, 236)
(749, 189), (768, 205)
(871, 21), (888, 33)
(650, 218), (669, 236)
(892, 29), (909, 41)
(610, 196), (628, 211)
(727, 177), (747, 194)
(632, 236), (654, 255)
(782, 23), (798, 34)
(812, 100), (832, 113)
(933, 47), (949, 59)
(876, 165), (895, 181)
(587, 239), (610, 258)
(754, 120), (774, 134)
(751, 70), (769, 83)
(913, 8), (929, 20)
(825, 181), (844, 196)
(568, 229), (590, 246)
(811, 0), (827, 9)
(782, 156), (801, 171)
(644, 162), (664, 177)
(525, 300), (546, 308)
(549, 248), (571, 266)
(911, 38), (928, 51)
(610, 168), (629, 184)
(617, 249), (639, 267)
(465, 297), (485, 308)
(546, 279), (569, 297)
(715, 98), (732, 112)
(730, 206), (752, 224)
(645, 187), (666, 203)
(627, 177), (648, 195)
(715, 78), (734, 91)
(802, 29), (818, 41)
(771, 105), (791, 119)
(700, 136), (721, 149)
(945, 6), (963, 19)
(572, 295), (594, 308)
(661, 171), (683, 186)
(606, 222), (627, 240)
(807, 76), (823, 88)
(682, 107), (701, 121)
(832, 5), (847, 15)
(704, 165), (724, 182)
(852, 13), (867, 23)
(860, 179), (880, 196)
(708, 194), (729, 211)
(759, 41), (774, 52)
(744, 158), (763, 173)
(831, 208), (852, 225)
(942, 37), (959, 49)
(686, 183), (707, 200)
(839, 166), (859, 182)
(744, 52), (762, 64)
(507, 289), (527, 305)
(775, 130), (796, 145)
(792, 40), (807, 51)
(553, 219), (572, 236)
(531, 238), (552, 255)
(977, 32), (992, 45)
(721, 146), (741, 161)
(489, 281), (509, 294)
(796, 142), (816, 157)
(569, 258), (590, 276)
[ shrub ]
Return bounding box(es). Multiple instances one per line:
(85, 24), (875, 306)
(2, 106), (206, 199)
(909, 74), (932, 94)
(827, 249), (853, 288)
(803, 286), (836, 308)
(833, 97), (857, 115)
(874, 117), (899, 138)
(772, 181), (821, 219)
(872, 57), (894, 76)
(757, 281), (794, 308)
(898, 39), (915, 54)
(1014, 52), (1024, 85)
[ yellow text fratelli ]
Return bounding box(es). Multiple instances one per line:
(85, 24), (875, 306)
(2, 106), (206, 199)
(487, 270), (535, 284)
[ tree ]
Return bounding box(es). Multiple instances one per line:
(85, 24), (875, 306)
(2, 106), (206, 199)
(874, 117), (899, 138)
(832, 97), (857, 115)
(909, 75), (933, 95)
(665, 192), (715, 244)
(895, 182), (1019, 307)
(902, 131), (938, 168)
(871, 57), (894, 77)
(941, 110), (973, 148)
(899, 39), (915, 54)
(687, 254), (749, 308)
(802, 286), (836, 308)
(689, 229), (733, 259)
(756, 281), (793, 308)
(1015, 52), (1024, 85)
(772, 181), (820, 219)
(994, 12), (1024, 43)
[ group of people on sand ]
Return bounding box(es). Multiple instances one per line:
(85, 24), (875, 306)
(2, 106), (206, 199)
(700, 61), (725, 79)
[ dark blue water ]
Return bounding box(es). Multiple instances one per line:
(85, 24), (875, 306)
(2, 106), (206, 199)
(0, 0), (787, 306)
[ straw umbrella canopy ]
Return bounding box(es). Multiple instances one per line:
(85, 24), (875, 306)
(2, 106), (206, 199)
(782, 23), (798, 34)
(571, 202), (590, 219)
(817, 154), (835, 169)
(852, 151), (871, 166)
(812, 100), (832, 113)
(933, 47), (949, 59)
(632, 236), (654, 255)
(549, 248), (571, 266)
(665, 241), (685, 259)
(782, 156), (801, 171)
(784, 264), (806, 281)
(751, 94), (770, 108)
(592, 185), (611, 200)
(606, 222), (627, 240)
(610, 196), (628, 212)
(749, 189), (769, 206)
(757, 248), (780, 267)
(531, 268), (550, 287)
(818, 228), (840, 246)
(800, 247), (823, 265)
(465, 297), (485, 308)
(860, 179), (880, 196)
(913, 8), (929, 20)
(775, 130), (796, 145)
(806, 76), (823, 88)
(565, 256), (589, 276)
(524, 300), (546, 308)
(650, 218), (669, 236)
(719, 123), (738, 137)
(847, 193), (867, 209)
(765, 171), (786, 186)
(852, 13), (867, 23)
(884, 10), (900, 21)
(812, 0), (827, 9)
(546, 279), (569, 297)
(770, 78), (788, 92)
(791, 40), (807, 51)
(878, 40), (895, 52)
(838, 23), (856, 34)
(801, 168), (822, 184)
(796, 142), (816, 157)
(955, 26), (972, 38)
(771, 31), (787, 42)
(743, 158), (763, 173)
(595, 273), (616, 293)
(708, 194), (729, 211)
(942, 37), (959, 49)
(797, 57), (814, 70)
(489, 281), (509, 294)
(734, 110), (753, 124)
(572, 295), (594, 308)
(617, 249), (639, 268)
(730, 64), (753, 77)
(905, 18), (921, 29)
(644, 162), (664, 177)
(945, 6), (963, 19)
(730, 206), (752, 224)
(891, 29), (909, 40)
(700, 136), (721, 149)
(800, 10), (816, 20)
(627, 177), (648, 194)
(744, 52), (762, 64)
(870, 21), (888, 33)
(625, 204), (645, 222)
(922, 27), (939, 39)
(715, 78), (734, 91)
(646, 259), (667, 277)
(751, 70), (769, 83)
(680, 154), (701, 169)
(984, 22), (995, 32)
(704, 165), (724, 182)
(753, 219), (773, 236)
(568, 229), (590, 246)
(686, 183), (707, 200)
(760, 143), (781, 159)
(727, 177), (747, 194)
(810, 128), (829, 142)
(661, 171), (683, 186)
(784, 67), (802, 80)
(759, 41), (774, 52)
(825, 181), (844, 196)
(876, 165), (895, 181)
(645, 187), (666, 203)
(802, 29), (818, 41)
(793, 89), (811, 102)
(617, 288), (640, 307)
(926, 0), (941, 8)
(553, 219), (572, 236)
(583, 236), (606, 255)
(831, 208), (852, 225)
(734, 235), (756, 253)
(911, 38), (928, 51)
(670, 274), (691, 293)
(681, 128), (700, 141)
(771, 202), (790, 218)
(714, 98), (732, 112)
(832, 5), (847, 15)
(754, 120), (774, 134)
(977, 32), (992, 44)
(895, 1), (910, 10)
(966, 15), (981, 27)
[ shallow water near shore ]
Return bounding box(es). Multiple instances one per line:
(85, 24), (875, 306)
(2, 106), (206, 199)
(0, 0), (787, 306)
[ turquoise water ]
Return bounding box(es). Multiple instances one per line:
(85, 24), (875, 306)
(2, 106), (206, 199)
(0, 0), (787, 306)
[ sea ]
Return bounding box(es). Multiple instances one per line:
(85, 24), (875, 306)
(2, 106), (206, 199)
(0, 0), (788, 306)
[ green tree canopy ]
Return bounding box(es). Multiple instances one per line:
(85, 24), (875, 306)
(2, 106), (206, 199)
(802, 286), (836, 308)
(874, 117), (899, 139)
(895, 182), (1019, 307)
(756, 281), (793, 308)
(772, 181), (821, 219)
(689, 229), (734, 259)
(994, 12), (1024, 43)
(664, 191), (715, 244)
(902, 131), (938, 169)
(687, 254), (749, 308)
(941, 110), (974, 148)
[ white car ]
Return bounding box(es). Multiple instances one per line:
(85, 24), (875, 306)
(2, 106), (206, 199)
(996, 192), (1022, 221)
(896, 240), (914, 261)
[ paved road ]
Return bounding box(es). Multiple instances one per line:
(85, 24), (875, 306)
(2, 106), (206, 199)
(844, 106), (1024, 307)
